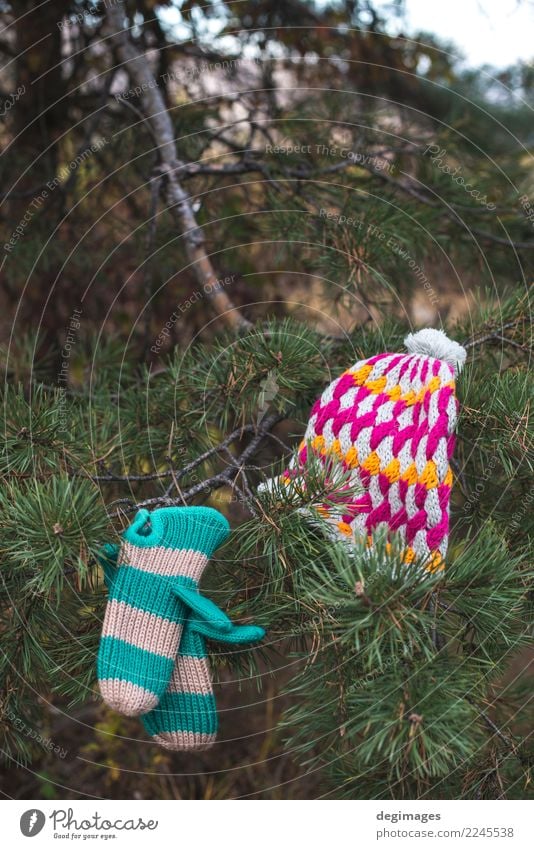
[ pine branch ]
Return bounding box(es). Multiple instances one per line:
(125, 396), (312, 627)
(356, 160), (534, 250)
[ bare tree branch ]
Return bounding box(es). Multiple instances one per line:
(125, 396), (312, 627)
(104, 1), (251, 333)
(107, 412), (283, 515)
(463, 317), (531, 350)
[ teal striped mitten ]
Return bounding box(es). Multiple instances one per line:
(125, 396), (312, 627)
(99, 542), (265, 750)
(142, 586), (264, 750)
(97, 506), (230, 716)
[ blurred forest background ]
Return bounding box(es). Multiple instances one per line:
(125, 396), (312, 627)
(0, 0), (532, 800)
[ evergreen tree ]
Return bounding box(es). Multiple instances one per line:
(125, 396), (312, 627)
(0, 0), (532, 799)
(1, 302), (532, 798)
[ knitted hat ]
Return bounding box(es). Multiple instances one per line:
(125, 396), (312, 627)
(271, 328), (466, 572)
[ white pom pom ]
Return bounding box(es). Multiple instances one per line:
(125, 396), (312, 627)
(404, 328), (467, 375)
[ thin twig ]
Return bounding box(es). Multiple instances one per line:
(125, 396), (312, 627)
(463, 318), (530, 350)
(466, 696), (530, 769)
(108, 413), (283, 514)
(87, 423), (257, 482)
(467, 698), (512, 747)
(493, 335), (529, 352)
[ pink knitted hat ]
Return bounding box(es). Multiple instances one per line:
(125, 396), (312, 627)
(273, 329), (466, 572)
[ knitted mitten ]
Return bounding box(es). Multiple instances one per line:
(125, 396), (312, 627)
(97, 506), (230, 716)
(99, 544), (265, 750)
(142, 597), (264, 751)
(260, 328), (466, 572)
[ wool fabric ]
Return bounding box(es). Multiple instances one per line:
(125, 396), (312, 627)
(97, 506), (230, 716)
(268, 328), (466, 572)
(99, 542), (265, 750)
(142, 600), (264, 751)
